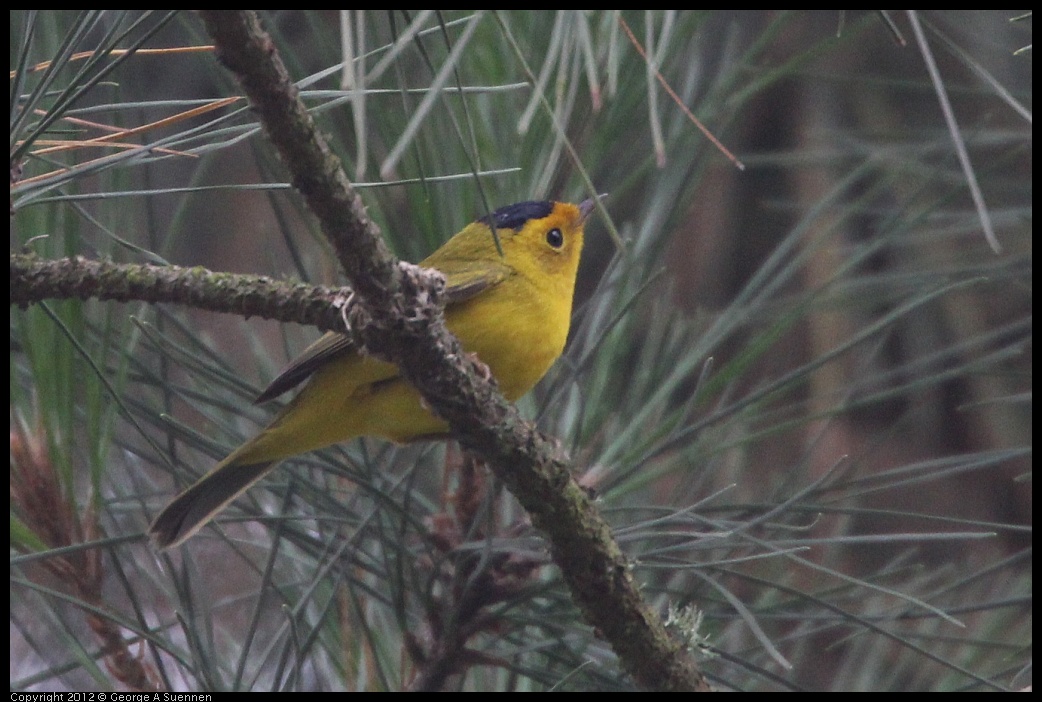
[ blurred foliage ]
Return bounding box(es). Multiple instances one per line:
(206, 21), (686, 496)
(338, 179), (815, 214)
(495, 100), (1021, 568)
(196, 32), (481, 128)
(11, 10), (1031, 691)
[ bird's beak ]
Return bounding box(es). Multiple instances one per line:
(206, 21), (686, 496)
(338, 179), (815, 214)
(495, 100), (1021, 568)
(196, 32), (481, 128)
(579, 193), (608, 222)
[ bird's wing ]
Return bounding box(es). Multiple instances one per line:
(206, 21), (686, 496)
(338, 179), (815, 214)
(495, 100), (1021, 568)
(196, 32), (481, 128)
(438, 257), (513, 304)
(254, 331), (357, 403)
(254, 260), (513, 403)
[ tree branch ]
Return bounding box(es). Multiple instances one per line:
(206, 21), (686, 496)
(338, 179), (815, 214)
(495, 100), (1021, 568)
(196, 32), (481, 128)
(10, 252), (350, 333)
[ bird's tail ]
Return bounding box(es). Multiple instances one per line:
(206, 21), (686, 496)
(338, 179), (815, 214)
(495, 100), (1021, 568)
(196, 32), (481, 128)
(149, 458), (277, 550)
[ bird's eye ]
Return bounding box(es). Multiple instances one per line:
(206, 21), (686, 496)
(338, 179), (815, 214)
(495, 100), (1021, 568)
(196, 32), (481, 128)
(546, 228), (564, 248)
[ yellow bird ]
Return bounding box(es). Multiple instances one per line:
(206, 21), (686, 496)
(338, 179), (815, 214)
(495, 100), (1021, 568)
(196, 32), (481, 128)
(150, 199), (594, 548)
